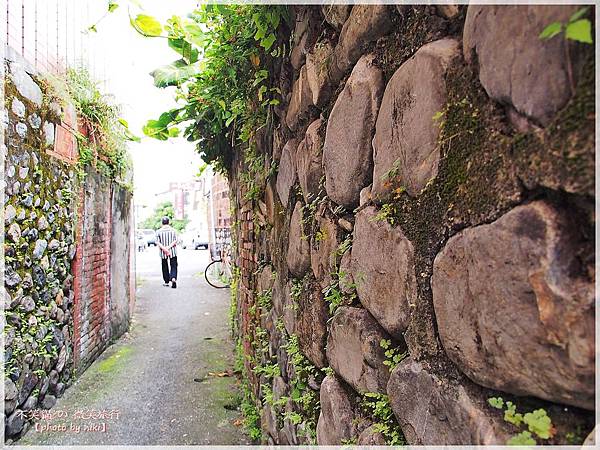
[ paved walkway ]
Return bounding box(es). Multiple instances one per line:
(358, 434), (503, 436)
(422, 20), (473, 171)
(18, 249), (248, 446)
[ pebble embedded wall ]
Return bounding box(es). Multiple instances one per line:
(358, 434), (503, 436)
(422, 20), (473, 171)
(231, 4), (595, 446)
(3, 58), (135, 441)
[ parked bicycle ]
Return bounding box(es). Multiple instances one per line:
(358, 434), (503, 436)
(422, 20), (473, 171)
(205, 243), (232, 288)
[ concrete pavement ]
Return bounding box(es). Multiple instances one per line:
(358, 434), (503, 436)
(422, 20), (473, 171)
(17, 247), (248, 446)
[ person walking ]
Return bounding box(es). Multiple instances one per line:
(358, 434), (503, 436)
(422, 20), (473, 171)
(155, 216), (178, 288)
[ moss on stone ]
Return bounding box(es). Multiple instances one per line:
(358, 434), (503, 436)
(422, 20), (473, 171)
(368, 35), (596, 373)
(371, 6), (466, 82)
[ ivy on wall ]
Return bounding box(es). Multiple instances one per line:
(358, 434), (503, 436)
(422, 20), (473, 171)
(131, 4), (290, 172)
(41, 67), (138, 184)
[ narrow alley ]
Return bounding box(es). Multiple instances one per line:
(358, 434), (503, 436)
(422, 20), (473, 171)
(4, 2), (596, 446)
(18, 249), (247, 446)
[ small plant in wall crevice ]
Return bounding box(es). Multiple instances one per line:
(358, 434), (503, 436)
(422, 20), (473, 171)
(488, 396), (556, 445)
(539, 7), (593, 96)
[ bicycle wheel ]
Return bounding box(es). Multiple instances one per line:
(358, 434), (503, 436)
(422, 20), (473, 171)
(205, 260), (231, 288)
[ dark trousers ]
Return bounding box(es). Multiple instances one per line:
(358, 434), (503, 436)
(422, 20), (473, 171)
(161, 256), (178, 283)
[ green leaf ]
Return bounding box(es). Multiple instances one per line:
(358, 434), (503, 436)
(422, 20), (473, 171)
(488, 397), (504, 409)
(257, 85), (267, 101)
(507, 431), (536, 446)
(132, 14), (163, 37)
(118, 118), (141, 142)
(168, 38), (199, 63)
(260, 33), (276, 50)
(108, 2), (119, 13)
(88, 24), (98, 33)
(565, 19), (593, 44)
(291, 387), (301, 400)
(150, 59), (199, 88)
(183, 22), (206, 47)
(569, 7), (589, 23)
(523, 409), (553, 439)
(142, 110), (180, 140)
(539, 22), (562, 40)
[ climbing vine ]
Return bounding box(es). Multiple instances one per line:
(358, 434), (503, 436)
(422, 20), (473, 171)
(42, 67), (138, 183)
(131, 4), (291, 172)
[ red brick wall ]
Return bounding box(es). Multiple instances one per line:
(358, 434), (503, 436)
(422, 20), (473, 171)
(212, 173), (231, 228)
(72, 169), (113, 370)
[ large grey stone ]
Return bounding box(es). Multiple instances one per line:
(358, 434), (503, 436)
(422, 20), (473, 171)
(43, 122), (55, 146)
(18, 371), (39, 404)
(334, 6), (393, 74)
(5, 378), (18, 400)
(5, 267), (22, 287)
(5, 204), (17, 223)
(437, 5), (460, 19)
(56, 346), (68, 372)
(285, 65), (313, 131)
(5, 398), (17, 416)
(20, 296), (35, 312)
(310, 214), (341, 289)
(305, 41), (336, 108)
(296, 119), (324, 204)
(322, 5), (352, 31)
(16, 122), (28, 139)
(21, 272), (33, 290)
(372, 38), (460, 199)
(323, 55), (384, 208)
(290, 7), (321, 70)
(295, 282), (328, 368)
(282, 281), (296, 336)
(7, 222), (21, 242)
(316, 375), (362, 445)
(22, 395), (38, 411)
(326, 306), (390, 393)
(33, 239), (48, 259)
(432, 201), (594, 410)
(463, 5), (582, 126)
(351, 206), (417, 339)
(261, 404), (278, 442)
(41, 394), (57, 409)
(5, 410), (25, 436)
(256, 265), (275, 294)
(9, 62), (43, 106)
(286, 202), (311, 277)
(275, 139), (298, 207)
(358, 425), (387, 445)
(388, 358), (511, 445)
(11, 98), (25, 117)
(28, 113), (41, 129)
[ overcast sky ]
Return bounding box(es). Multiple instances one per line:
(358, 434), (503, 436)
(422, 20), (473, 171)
(93, 0), (202, 216)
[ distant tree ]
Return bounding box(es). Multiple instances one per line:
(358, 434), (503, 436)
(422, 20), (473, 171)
(140, 201), (189, 232)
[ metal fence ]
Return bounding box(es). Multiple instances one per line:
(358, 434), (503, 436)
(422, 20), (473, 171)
(4, 0), (107, 81)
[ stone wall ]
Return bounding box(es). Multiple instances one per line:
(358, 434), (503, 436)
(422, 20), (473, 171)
(230, 5), (595, 445)
(3, 58), (135, 440)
